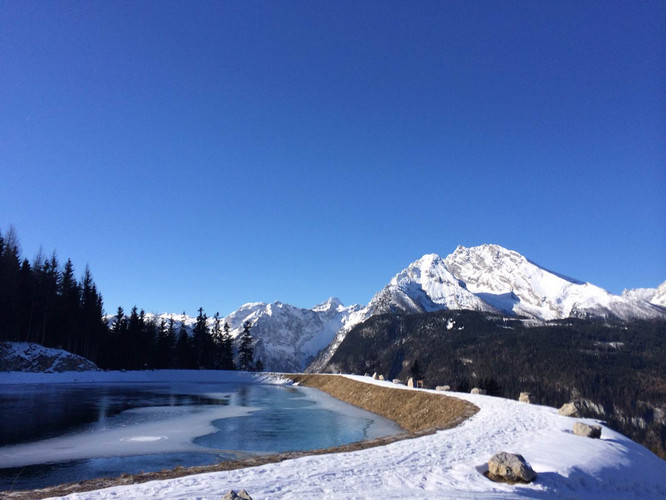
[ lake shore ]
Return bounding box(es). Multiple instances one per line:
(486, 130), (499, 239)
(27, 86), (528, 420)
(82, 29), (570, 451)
(0, 373), (478, 500)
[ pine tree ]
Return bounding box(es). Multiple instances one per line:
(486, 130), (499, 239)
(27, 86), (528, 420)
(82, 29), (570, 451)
(193, 307), (214, 368)
(211, 312), (222, 369)
(0, 226), (22, 341)
(175, 312), (194, 369)
(238, 320), (254, 371)
(58, 259), (80, 352)
(220, 321), (235, 370)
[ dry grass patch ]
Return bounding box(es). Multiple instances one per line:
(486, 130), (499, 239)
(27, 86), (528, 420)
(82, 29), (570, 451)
(290, 374), (478, 433)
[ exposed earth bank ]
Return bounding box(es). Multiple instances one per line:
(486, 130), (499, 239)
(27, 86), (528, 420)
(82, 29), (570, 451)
(289, 374), (478, 433)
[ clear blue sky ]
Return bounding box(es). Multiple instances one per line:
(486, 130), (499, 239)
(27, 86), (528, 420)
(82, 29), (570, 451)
(1, 1), (664, 316)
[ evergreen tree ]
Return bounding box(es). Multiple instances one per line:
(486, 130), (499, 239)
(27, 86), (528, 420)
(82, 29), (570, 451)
(155, 317), (173, 368)
(211, 312), (222, 369)
(0, 226), (22, 341)
(175, 312), (194, 369)
(58, 259), (80, 352)
(220, 321), (235, 370)
(238, 320), (254, 371)
(192, 307), (214, 368)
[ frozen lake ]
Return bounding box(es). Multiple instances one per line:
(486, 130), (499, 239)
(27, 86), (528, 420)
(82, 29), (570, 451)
(0, 376), (402, 491)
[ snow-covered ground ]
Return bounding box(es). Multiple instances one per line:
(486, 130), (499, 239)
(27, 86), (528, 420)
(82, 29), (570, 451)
(8, 372), (662, 500)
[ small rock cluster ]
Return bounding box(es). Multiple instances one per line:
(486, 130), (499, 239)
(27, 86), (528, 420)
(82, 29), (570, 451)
(470, 387), (486, 395)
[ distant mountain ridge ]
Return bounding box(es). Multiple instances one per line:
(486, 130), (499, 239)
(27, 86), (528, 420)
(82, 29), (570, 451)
(106, 298), (365, 373)
(109, 244), (665, 373)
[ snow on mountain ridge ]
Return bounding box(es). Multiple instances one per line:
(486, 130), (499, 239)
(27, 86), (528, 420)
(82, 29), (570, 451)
(445, 244), (664, 321)
(623, 281), (666, 308)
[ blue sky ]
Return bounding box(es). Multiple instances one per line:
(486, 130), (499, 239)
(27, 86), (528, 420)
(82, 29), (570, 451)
(1, 1), (664, 316)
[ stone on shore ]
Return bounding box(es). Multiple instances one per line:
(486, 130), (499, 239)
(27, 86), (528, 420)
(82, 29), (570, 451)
(487, 452), (536, 484)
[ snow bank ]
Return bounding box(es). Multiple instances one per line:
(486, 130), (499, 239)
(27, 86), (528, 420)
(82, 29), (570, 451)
(0, 342), (98, 373)
(48, 374), (666, 499)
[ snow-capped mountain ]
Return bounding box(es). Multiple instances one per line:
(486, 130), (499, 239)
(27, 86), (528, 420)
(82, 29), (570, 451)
(362, 244), (664, 321)
(444, 244), (664, 321)
(307, 244), (665, 371)
(107, 299), (364, 373)
(622, 281), (666, 308)
(222, 298), (364, 372)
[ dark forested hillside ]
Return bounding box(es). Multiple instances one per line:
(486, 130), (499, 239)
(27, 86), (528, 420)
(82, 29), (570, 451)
(324, 309), (666, 458)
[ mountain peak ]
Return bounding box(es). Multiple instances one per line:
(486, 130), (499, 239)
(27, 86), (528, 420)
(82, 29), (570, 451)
(312, 297), (344, 312)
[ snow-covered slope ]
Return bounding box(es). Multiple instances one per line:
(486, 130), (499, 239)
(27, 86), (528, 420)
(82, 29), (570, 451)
(623, 281), (666, 308)
(0, 342), (99, 372)
(367, 253), (498, 315)
(53, 374), (666, 500)
(445, 244), (664, 321)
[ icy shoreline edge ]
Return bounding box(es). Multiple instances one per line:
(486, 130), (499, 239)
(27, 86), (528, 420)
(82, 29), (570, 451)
(0, 372), (476, 500)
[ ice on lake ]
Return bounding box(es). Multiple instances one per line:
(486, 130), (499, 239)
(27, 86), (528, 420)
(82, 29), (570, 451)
(0, 377), (402, 490)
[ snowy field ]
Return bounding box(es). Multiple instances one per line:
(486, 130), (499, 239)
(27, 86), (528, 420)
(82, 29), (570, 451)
(2, 371), (665, 499)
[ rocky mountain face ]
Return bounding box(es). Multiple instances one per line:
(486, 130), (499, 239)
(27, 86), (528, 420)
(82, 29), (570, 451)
(222, 298), (365, 372)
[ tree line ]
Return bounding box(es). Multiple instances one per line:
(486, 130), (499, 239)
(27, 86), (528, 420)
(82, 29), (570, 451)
(0, 227), (258, 372)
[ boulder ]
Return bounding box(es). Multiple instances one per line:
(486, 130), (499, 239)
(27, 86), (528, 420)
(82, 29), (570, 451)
(392, 379), (403, 385)
(372, 372), (378, 380)
(519, 392), (531, 404)
(222, 490), (252, 500)
(573, 422), (602, 439)
(378, 374), (385, 381)
(558, 399), (605, 418)
(407, 377), (414, 388)
(471, 387), (486, 395)
(435, 385), (451, 391)
(558, 402), (581, 417)
(487, 452), (536, 484)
